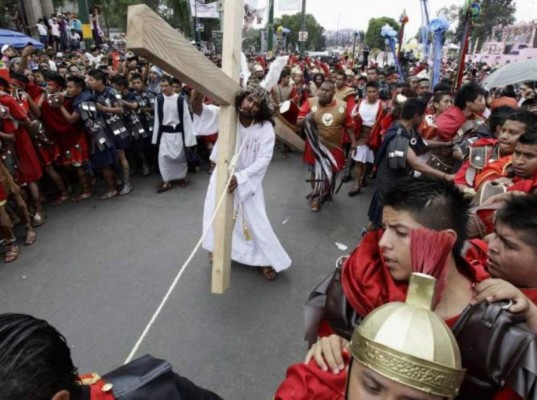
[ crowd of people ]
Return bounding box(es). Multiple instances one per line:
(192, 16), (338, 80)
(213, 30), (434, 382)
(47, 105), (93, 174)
(1, 18), (537, 400)
(0, 40), (216, 264)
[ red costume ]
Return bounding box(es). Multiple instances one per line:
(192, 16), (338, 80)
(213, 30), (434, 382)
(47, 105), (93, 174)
(474, 155), (512, 190)
(454, 138), (501, 187)
(463, 240), (536, 400)
(352, 100), (386, 150)
(0, 94), (43, 184)
(40, 96), (89, 166)
(299, 98), (354, 171)
(275, 231), (490, 400)
(507, 171), (537, 193)
(436, 106), (467, 142)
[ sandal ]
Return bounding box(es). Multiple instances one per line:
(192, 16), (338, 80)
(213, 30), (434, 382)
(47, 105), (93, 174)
(178, 179), (189, 187)
(25, 229), (37, 246)
(348, 186), (361, 197)
(72, 192), (92, 202)
(260, 266), (277, 281)
(310, 198), (320, 212)
(100, 190), (118, 200)
(208, 163), (215, 175)
(32, 212), (45, 227)
(5, 244), (19, 263)
(52, 194), (69, 206)
(157, 182), (172, 193)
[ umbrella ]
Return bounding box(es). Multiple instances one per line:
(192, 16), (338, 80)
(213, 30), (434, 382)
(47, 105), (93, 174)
(0, 29), (44, 50)
(483, 57), (537, 89)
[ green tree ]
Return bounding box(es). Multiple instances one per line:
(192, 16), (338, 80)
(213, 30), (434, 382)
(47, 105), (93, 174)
(275, 13), (325, 51)
(365, 17), (400, 50)
(455, 0), (515, 52)
(93, 0), (194, 37)
(163, 0), (195, 38)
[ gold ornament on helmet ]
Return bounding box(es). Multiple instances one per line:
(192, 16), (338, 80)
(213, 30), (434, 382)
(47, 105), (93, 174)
(350, 273), (466, 398)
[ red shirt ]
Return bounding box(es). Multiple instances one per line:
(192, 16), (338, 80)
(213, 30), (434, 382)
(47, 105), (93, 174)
(436, 106), (467, 142)
(0, 94), (28, 133)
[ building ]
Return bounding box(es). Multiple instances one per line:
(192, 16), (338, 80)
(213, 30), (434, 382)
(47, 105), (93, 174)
(469, 21), (537, 66)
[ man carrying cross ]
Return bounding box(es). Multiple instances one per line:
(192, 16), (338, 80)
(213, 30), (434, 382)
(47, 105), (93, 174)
(191, 86), (291, 281)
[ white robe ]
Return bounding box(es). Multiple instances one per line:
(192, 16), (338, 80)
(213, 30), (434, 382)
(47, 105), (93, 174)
(193, 105), (292, 272)
(152, 94), (196, 182)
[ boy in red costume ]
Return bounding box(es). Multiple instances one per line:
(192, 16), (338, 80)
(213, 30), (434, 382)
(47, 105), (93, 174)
(0, 77), (45, 227)
(469, 111), (537, 191)
(43, 72), (92, 201)
(276, 176), (489, 399)
(436, 82), (487, 142)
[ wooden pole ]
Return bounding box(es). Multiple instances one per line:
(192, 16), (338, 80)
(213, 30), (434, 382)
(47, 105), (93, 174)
(211, 0), (243, 294)
(127, 5), (238, 105)
(126, 5), (301, 293)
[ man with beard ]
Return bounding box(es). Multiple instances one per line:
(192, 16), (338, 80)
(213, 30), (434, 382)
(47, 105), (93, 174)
(192, 86), (291, 281)
(308, 72), (324, 98)
(298, 80), (356, 212)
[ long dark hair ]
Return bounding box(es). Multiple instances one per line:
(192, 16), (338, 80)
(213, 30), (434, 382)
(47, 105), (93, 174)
(235, 88), (275, 126)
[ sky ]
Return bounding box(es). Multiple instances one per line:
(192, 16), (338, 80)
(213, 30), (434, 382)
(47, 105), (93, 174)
(275, 0), (537, 37)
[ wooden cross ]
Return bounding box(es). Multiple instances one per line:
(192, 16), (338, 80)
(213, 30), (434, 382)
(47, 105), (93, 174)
(127, 3), (303, 293)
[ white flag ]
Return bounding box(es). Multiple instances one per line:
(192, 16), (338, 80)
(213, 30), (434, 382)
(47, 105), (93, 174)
(277, 0), (301, 12)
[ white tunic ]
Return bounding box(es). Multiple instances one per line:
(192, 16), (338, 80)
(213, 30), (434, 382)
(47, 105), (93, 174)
(152, 94), (196, 182)
(193, 105), (292, 271)
(357, 100), (380, 127)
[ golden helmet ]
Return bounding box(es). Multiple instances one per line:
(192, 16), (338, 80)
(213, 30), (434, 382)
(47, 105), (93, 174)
(350, 273), (465, 398)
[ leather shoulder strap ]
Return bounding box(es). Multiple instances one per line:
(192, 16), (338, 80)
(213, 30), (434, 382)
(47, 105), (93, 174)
(102, 354), (181, 399)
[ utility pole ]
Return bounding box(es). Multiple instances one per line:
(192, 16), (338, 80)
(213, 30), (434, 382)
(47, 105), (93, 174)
(267, 0), (274, 53)
(299, 0), (306, 56)
(77, 0), (91, 49)
(194, 0), (200, 46)
(351, 31), (358, 67)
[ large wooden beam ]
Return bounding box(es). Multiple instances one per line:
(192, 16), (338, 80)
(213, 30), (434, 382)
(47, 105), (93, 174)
(126, 4), (239, 106)
(211, 0), (243, 294)
(126, 3), (304, 293)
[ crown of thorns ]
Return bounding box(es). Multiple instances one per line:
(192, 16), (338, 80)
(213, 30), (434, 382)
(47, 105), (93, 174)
(240, 85), (274, 114)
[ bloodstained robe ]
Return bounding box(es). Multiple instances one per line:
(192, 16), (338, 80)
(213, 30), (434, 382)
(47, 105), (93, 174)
(193, 104), (291, 271)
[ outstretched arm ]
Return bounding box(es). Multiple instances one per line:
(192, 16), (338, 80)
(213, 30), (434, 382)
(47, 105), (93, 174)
(190, 90), (204, 116)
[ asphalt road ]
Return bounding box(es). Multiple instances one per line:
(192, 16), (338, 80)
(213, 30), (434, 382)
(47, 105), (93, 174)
(0, 150), (371, 399)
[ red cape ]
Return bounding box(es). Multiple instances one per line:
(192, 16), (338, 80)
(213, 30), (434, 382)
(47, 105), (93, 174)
(508, 171), (537, 193)
(40, 97), (85, 150)
(436, 106), (466, 142)
(341, 230), (406, 317)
